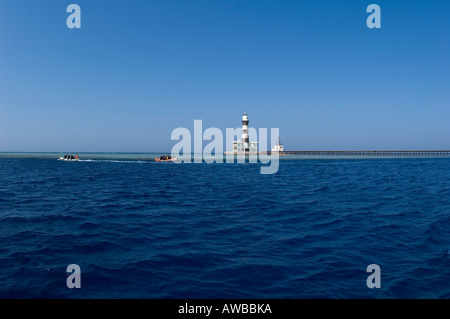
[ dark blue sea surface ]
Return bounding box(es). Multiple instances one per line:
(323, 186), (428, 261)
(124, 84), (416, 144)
(1, 156), (450, 298)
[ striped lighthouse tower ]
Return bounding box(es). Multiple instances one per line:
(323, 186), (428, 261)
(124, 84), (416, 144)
(242, 113), (249, 152)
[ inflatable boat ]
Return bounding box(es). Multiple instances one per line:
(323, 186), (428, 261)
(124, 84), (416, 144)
(59, 155), (79, 161)
(155, 156), (176, 162)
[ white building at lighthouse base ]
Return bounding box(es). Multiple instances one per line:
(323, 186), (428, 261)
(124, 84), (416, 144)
(230, 140), (259, 154)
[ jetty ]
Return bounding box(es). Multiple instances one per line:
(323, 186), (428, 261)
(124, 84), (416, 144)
(269, 150), (450, 157)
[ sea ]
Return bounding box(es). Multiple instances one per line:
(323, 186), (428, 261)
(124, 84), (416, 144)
(1, 153), (450, 299)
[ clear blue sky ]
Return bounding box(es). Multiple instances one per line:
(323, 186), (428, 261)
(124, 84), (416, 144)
(0, 0), (449, 152)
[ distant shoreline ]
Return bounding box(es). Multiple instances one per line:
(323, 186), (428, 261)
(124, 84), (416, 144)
(1, 151), (450, 160)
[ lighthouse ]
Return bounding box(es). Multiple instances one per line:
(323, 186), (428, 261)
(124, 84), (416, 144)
(229, 113), (258, 155)
(242, 112), (250, 152)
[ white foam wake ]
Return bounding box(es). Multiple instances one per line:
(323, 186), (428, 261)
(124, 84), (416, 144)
(78, 159), (149, 164)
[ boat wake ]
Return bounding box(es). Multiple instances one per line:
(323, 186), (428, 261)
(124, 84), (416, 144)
(78, 159), (149, 164)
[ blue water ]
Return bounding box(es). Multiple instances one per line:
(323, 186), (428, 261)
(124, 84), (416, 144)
(1, 156), (450, 298)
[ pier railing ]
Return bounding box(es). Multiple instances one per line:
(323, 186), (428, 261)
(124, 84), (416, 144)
(268, 150), (450, 157)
